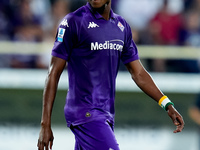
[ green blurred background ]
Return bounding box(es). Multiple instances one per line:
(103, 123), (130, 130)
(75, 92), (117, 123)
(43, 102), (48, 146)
(0, 88), (196, 129)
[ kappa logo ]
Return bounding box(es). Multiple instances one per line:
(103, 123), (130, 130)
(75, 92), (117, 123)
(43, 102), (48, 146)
(88, 22), (99, 28)
(60, 19), (69, 27)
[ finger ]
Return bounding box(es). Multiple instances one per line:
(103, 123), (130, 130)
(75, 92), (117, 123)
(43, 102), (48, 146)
(37, 141), (44, 150)
(170, 113), (178, 125)
(173, 119), (180, 126)
(177, 115), (184, 126)
(45, 143), (49, 150)
(37, 140), (39, 148)
(169, 111), (182, 126)
(173, 116), (184, 133)
(174, 125), (182, 133)
(49, 140), (53, 150)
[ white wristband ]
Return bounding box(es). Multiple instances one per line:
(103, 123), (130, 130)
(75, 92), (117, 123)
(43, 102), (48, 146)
(158, 96), (174, 111)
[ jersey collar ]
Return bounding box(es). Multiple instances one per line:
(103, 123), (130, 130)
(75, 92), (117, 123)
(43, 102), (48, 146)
(86, 2), (116, 20)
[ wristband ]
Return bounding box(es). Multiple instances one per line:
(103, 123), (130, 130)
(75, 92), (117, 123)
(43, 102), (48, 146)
(158, 95), (174, 111)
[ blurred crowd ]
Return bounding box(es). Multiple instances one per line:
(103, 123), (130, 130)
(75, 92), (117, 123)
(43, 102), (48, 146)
(0, 0), (200, 72)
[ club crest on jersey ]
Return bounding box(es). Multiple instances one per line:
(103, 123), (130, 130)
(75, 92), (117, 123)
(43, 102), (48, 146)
(60, 19), (69, 27)
(88, 22), (99, 28)
(57, 28), (65, 42)
(117, 21), (124, 32)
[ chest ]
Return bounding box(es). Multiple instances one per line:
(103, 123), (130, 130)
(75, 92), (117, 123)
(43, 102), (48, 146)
(77, 18), (125, 49)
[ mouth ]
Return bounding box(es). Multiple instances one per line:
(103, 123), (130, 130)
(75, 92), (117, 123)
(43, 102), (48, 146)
(89, 0), (103, 7)
(90, 0), (101, 3)
(89, 0), (110, 10)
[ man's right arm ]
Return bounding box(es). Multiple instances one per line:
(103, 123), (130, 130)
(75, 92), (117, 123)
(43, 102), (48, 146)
(37, 56), (66, 150)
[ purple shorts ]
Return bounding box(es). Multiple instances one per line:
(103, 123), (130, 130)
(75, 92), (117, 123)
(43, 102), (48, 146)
(70, 120), (120, 150)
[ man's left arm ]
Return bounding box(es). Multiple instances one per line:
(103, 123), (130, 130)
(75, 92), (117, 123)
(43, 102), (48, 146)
(125, 60), (184, 133)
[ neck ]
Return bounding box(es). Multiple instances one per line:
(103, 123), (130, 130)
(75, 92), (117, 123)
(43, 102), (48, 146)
(93, 2), (111, 20)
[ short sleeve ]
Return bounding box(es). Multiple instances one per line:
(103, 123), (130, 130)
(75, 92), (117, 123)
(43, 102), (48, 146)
(121, 21), (139, 64)
(51, 14), (77, 61)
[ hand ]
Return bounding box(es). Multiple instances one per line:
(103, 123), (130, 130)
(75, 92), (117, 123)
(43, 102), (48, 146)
(37, 126), (54, 150)
(167, 105), (184, 133)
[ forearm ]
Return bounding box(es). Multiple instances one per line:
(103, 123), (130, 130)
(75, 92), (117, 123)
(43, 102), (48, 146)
(41, 72), (60, 127)
(134, 70), (176, 111)
(126, 60), (164, 102)
(40, 56), (66, 127)
(126, 60), (184, 132)
(132, 69), (163, 102)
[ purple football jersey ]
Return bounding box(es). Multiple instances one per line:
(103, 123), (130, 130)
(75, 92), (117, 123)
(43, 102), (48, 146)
(52, 2), (139, 127)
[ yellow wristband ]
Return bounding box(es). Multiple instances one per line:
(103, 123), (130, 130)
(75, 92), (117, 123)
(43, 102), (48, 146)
(158, 95), (174, 111)
(158, 95), (168, 106)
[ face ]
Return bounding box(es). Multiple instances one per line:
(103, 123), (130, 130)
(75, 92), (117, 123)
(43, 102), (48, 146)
(88, 0), (111, 9)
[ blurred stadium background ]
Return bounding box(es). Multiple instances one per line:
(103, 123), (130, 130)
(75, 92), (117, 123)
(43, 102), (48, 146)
(0, 0), (200, 150)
